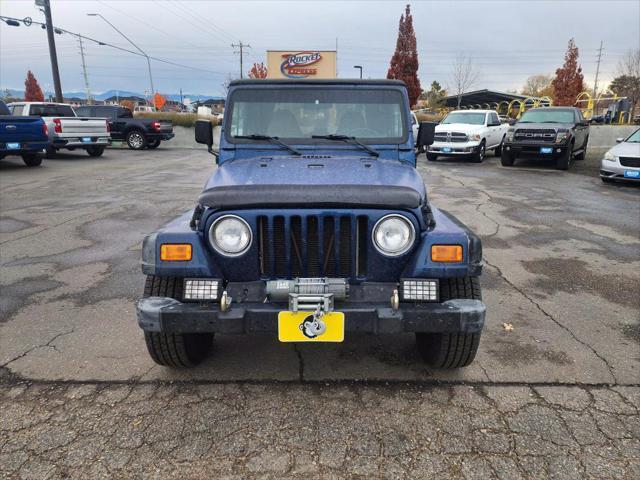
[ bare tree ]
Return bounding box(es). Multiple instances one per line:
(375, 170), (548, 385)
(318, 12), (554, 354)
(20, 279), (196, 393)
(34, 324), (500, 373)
(617, 48), (640, 78)
(221, 73), (237, 97)
(449, 54), (480, 108)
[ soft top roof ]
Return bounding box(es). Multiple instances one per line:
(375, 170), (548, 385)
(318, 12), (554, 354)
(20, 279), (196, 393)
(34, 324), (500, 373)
(229, 79), (406, 87)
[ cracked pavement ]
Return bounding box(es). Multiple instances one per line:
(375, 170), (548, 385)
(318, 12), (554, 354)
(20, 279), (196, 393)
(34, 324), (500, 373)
(1, 148), (638, 478)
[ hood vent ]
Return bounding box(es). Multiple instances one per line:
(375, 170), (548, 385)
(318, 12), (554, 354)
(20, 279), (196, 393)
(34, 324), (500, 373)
(302, 155), (331, 159)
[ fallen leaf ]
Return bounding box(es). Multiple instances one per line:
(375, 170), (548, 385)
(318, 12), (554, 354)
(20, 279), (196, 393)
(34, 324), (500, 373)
(502, 323), (514, 332)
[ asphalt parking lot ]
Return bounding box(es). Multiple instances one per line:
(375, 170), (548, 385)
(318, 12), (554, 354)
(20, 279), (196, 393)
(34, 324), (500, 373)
(1, 148), (638, 478)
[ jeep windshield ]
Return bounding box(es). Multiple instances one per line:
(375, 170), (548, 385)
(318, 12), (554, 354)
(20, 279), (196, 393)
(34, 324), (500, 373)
(441, 112), (486, 125)
(518, 109), (575, 123)
(227, 88), (407, 143)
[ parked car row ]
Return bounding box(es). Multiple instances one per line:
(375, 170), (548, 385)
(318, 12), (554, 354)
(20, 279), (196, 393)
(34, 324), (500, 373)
(0, 100), (174, 167)
(421, 106), (639, 183)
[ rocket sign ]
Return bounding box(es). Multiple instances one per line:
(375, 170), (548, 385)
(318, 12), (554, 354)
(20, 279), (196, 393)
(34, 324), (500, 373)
(280, 52), (322, 78)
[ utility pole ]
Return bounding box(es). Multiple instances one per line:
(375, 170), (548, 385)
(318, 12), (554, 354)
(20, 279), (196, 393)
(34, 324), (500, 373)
(39, 0), (63, 102)
(78, 36), (92, 105)
(231, 41), (251, 79)
(593, 41), (604, 116)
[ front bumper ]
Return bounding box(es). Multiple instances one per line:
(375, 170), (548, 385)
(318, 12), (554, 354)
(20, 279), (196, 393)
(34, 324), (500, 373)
(504, 142), (567, 158)
(600, 159), (640, 182)
(427, 141), (481, 155)
(136, 296), (486, 335)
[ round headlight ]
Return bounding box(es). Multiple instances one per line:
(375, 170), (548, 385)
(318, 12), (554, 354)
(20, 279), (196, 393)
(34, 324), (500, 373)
(372, 214), (415, 256)
(209, 215), (252, 256)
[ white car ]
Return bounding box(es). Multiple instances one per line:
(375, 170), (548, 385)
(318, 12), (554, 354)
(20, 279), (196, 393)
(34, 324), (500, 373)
(600, 129), (640, 183)
(8, 102), (110, 157)
(426, 110), (509, 163)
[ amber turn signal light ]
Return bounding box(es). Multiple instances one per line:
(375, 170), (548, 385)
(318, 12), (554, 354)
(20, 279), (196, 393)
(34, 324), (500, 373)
(431, 245), (463, 263)
(160, 244), (192, 261)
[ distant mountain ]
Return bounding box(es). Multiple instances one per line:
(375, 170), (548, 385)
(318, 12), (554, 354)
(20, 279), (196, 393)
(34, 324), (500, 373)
(1, 87), (222, 102)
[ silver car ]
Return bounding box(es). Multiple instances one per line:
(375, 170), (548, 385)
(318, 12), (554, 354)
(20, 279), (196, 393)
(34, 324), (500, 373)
(600, 129), (640, 183)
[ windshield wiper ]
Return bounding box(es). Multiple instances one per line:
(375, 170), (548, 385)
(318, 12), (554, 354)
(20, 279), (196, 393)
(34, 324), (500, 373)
(234, 134), (302, 156)
(312, 134), (379, 157)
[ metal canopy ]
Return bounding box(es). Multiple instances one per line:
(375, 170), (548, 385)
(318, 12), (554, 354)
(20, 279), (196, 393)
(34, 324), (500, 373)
(442, 89), (531, 108)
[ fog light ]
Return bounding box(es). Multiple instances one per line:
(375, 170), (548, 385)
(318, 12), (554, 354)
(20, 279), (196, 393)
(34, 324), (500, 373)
(183, 279), (219, 301)
(431, 245), (463, 262)
(160, 244), (192, 261)
(401, 279), (438, 301)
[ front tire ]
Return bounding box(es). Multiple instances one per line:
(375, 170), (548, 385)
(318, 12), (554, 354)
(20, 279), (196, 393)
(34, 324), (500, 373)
(494, 136), (505, 157)
(86, 146), (105, 157)
(45, 146), (57, 159)
(416, 277), (482, 369)
(426, 153), (438, 161)
(501, 151), (515, 166)
(21, 153), (43, 167)
(142, 275), (213, 367)
(126, 130), (147, 150)
(470, 141), (485, 163)
(556, 144), (572, 170)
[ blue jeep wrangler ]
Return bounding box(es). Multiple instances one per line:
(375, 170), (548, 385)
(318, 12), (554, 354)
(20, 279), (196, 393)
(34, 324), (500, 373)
(137, 79), (485, 369)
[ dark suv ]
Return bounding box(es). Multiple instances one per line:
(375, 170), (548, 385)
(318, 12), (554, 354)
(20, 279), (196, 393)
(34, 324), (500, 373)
(501, 107), (589, 170)
(75, 105), (174, 150)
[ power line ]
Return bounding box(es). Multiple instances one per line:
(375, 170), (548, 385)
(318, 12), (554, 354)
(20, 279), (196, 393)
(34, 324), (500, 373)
(0, 15), (223, 75)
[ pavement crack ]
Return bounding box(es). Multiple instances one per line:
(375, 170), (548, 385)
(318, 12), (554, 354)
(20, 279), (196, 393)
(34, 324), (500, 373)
(0, 328), (75, 368)
(293, 345), (305, 383)
(484, 258), (619, 385)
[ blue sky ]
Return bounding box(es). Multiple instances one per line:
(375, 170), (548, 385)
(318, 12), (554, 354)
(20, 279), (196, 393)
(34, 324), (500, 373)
(1, 0), (638, 96)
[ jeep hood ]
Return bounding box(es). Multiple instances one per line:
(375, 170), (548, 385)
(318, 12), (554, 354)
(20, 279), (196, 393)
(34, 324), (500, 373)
(199, 156), (427, 210)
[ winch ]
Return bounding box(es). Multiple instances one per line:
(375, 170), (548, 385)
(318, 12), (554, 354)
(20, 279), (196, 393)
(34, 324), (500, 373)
(265, 277), (348, 313)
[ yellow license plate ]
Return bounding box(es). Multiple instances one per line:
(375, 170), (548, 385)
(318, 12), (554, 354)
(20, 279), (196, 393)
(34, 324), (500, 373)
(278, 311), (344, 342)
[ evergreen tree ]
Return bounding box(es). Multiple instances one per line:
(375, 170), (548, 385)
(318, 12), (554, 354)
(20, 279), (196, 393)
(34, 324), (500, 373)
(387, 5), (421, 107)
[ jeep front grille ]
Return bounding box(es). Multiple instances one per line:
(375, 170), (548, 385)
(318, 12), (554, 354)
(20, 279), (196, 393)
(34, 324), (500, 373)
(258, 214), (368, 279)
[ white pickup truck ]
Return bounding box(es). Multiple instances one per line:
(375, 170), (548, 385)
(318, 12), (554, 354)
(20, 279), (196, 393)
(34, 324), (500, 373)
(8, 102), (111, 157)
(426, 109), (508, 163)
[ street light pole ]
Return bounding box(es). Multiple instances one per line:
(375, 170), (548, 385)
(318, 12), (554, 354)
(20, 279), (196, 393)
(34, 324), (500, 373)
(353, 65), (363, 79)
(87, 13), (155, 95)
(39, 0), (63, 102)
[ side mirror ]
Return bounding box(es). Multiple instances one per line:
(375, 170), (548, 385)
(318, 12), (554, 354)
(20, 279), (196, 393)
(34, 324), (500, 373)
(416, 122), (436, 148)
(195, 119), (213, 146)
(615, 137), (624, 143)
(195, 119), (219, 161)
(508, 118), (517, 126)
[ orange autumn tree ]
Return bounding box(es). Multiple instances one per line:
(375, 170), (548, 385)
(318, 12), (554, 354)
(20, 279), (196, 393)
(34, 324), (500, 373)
(24, 70), (45, 101)
(248, 62), (268, 79)
(551, 39), (585, 106)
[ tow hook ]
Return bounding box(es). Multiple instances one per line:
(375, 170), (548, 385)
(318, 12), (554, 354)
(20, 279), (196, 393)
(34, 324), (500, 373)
(391, 289), (399, 311)
(220, 291), (232, 312)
